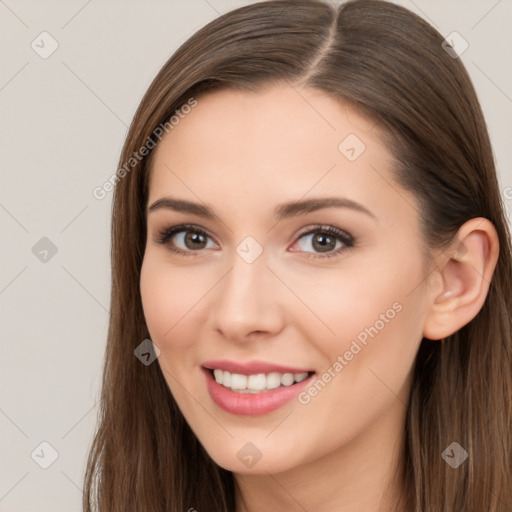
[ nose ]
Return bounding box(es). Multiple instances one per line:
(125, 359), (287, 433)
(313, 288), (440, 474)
(210, 251), (285, 343)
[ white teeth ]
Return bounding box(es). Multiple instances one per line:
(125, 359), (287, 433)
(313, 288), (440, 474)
(281, 373), (294, 386)
(247, 373), (266, 391)
(266, 372), (281, 390)
(294, 372), (308, 383)
(210, 369), (311, 392)
(230, 373), (247, 390)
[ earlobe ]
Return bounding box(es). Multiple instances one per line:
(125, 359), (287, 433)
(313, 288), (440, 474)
(422, 218), (499, 341)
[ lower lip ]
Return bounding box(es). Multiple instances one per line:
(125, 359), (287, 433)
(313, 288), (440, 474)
(202, 367), (315, 416)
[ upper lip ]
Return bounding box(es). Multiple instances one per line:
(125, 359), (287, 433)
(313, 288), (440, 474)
(202, 359), (314, 375)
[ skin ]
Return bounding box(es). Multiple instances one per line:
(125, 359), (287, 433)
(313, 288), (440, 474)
(139, 84), (499, 511)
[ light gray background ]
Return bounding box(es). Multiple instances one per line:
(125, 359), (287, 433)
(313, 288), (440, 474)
(1, 1), (511, 511)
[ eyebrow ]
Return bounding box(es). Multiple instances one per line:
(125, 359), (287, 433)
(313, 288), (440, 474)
(147, 196), (376, 221)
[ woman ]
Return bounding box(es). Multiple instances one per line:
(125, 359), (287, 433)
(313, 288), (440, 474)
(83, 1), (512, 510)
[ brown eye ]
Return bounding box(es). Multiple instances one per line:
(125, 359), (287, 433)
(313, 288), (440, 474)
(182, 231), (208, 250)
(311, 233), (338, 252)
(292, 225), (354, 259)
(156, 224), (217, 256)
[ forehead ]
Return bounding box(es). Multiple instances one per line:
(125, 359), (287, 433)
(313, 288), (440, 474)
(147, 84), (412, 226)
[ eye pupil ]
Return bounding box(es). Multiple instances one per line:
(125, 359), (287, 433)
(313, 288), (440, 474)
(185, 231), (206, 249)
(313, 234), (336, 252)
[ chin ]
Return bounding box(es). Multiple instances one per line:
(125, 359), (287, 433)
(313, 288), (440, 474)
(204, 441), (305, 475)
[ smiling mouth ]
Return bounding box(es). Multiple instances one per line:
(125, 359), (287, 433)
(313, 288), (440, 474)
(205, 367), (316, 393)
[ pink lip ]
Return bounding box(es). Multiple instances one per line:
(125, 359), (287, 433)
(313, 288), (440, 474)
(202, 359), (313, 375)
(201, 366), (315, 416)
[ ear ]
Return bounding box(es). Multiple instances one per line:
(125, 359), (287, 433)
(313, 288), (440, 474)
(422, 217), (500, 341)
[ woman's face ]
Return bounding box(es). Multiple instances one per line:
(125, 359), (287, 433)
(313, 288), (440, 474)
(140, 84), (431, 474)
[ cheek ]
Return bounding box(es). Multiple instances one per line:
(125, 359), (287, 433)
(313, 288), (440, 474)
(282, 254), (427, 424)
(292, 279), (423, 452)
(279, 253), (422, 358)
(140, 258), (173, 342)
(139, 254), (212, 347)
(140, 257), (204, 402)
(295, 254), (425, 410)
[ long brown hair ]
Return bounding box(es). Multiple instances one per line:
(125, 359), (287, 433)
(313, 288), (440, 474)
(83, 1), (512, 510)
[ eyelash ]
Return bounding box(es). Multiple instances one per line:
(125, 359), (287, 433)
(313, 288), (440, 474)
(154, 223), (355, 260)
